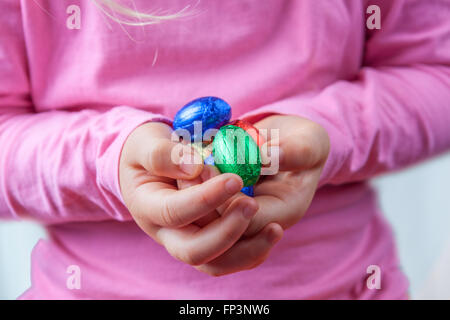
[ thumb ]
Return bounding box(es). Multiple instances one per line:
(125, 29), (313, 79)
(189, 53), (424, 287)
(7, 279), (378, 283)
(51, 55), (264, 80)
(255, 115), (329, 172)
(271, 130), (328, 172)
(141, 139), (204, 179)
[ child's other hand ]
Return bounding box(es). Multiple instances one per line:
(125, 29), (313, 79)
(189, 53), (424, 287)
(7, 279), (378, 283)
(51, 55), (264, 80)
(119, 122), (282, 275)
(244, 115), (330, 236)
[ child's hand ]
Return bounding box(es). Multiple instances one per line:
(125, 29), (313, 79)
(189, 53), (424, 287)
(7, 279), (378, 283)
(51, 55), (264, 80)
(119, 122), (281, 275)
(244, 115), (330, 236)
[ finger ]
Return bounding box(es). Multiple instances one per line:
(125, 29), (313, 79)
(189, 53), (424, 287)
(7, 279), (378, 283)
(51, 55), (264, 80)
(178, 166), (258, 224)
(178, 165), (241, 222)
(177, 166), (237, 227)
(177, 165), (220, 190)
(275, 135), (320, 171)
(176, 171), (203, 190)
(124, 122), (203, 179)
(177, 166), (221, 227)
(143, 138), (205, 179)
(195, 223), (283, 276)
(193, 210), (221, 227)
(156, 197), (259, 266)
(255, 116), (329, 172)
(197, 166), (258, 217)
(243, 171), (320, 236)
(132, 173), (244, 227)
(215, 190), (258, 217)
(243, 195), (287, 237)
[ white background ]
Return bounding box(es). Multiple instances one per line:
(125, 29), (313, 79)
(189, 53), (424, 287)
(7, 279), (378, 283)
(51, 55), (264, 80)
(1, 153), (450, 299)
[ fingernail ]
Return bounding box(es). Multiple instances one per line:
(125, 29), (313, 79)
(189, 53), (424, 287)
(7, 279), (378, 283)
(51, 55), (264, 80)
(242, 204), (257, 219)
(225, 178), (241, 194)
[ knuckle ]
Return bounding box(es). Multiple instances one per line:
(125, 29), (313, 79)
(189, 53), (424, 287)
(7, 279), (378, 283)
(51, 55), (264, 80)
(285, 206), (305, 226)
(198, 189), (215, 210)
(223, 230), (240, 245)
(308, 122), (330, 162)
(196, 265), (228, 277)
(126, 188), (149, 222)
(246, 255), (268, 271)
(297, 196), (313, 216)
(147, 141), (167, 174)
(194, 266), (220, 277)
(298, 202), (309, 215)
(298, 143), (314, 164)
(161, 198), (183, 227)
(246, 246), (272, 270)
(123, 188), (138, 214)
(205, 268), (225, 277)
(244, 222), (262, 237)
(181, 248), (204, 266)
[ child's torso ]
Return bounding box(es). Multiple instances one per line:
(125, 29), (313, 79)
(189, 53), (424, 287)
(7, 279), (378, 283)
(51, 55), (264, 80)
(24, 0), (364, 117)
(19, 0), (407, 299)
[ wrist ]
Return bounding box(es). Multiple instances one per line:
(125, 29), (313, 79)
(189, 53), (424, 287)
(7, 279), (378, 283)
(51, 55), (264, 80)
(97, 107), (171, 220)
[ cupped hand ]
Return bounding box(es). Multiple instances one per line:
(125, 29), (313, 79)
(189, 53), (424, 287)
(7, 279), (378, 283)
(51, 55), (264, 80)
(119, 122), (283, 276)
(243, 115), (330, 236)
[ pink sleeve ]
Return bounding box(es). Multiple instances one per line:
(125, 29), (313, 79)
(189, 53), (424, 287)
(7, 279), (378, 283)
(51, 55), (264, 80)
(243, 0), (450, 186)
(0, 2), (170, 223)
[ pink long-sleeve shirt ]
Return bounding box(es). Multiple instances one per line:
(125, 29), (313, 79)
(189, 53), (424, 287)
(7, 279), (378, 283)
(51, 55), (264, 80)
(1, 0), (449, 299)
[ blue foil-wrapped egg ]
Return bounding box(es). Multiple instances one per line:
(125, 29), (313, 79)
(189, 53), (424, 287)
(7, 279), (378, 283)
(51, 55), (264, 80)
(204, 154), (215, 166)
(173, 97), (231, 142)
(241, 186), (254, 197)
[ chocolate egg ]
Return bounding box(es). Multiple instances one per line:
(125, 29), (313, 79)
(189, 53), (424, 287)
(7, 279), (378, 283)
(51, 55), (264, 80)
(173, 97), (231, 142)
(230, 119), (265, 147)
(241, 186), (254, 197)
(204, 154), (216, 166)
(212, 125), (261, 187)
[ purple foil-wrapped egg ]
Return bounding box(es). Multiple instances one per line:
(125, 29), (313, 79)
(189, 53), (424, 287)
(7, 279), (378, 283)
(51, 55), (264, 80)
(173, 97), (231, 142)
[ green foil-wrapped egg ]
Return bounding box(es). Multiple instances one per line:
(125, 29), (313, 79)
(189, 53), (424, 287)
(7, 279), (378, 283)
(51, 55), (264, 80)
(212, 125), (261, 187)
